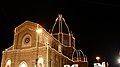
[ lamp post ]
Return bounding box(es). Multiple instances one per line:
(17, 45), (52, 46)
(36, 29), (42, 34)
(117, 51), (120, 67)
(35, 27), (42, 67)
(96, 56), (100, 62)
(118, 58), (120, 63)
(118, 57), (120, 67)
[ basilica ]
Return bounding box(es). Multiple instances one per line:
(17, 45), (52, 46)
(1, 14), (88, 67)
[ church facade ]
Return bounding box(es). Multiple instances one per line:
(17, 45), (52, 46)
(1, 14), (88, 67)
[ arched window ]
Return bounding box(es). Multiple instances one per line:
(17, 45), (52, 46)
(19, 61), (28, 67)
(5, 59), (11, 67)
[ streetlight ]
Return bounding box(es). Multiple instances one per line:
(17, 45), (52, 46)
(118, 58), (120, 67)
(118, 58), (120, 63)
(35, 28), (43, 67)
(118, 51), (120, 63)
(36, 29), (42, 33)
(96, 56), (100, 62)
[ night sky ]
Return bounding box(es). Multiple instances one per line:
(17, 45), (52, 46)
(0, 0), (120, 67)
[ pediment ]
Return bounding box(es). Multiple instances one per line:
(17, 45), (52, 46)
(14, 21), (42, 35)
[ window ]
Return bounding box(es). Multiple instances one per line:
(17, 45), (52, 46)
(63, 39), (68, 45)
(22, 34), (32, 47)
(5, 60), (11, 67)
(58, 45), (62, 52)
(19, 61), (28, 67)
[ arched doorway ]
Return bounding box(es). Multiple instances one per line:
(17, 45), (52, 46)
(5, 59), (11, 67)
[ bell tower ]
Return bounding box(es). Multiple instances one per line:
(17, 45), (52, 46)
(51, 14), (75, 47)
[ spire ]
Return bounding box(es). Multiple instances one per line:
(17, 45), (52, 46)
(57, 14), (62, 22)
(51, 14), (70, 34)
(51, 14), (75, 47)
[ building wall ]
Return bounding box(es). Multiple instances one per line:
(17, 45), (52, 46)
(1, 46), (47, 67)
(48, 46), (73, 67)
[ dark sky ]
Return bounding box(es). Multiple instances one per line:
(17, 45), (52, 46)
(0, 0), (120, 67)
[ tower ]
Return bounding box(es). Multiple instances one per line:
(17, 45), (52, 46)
(51, 14), (75, 47)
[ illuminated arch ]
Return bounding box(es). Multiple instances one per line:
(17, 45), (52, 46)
(51, 14), (70, 34)
(19, 61), (28, 67)
(72, 48), (87, 61)
(72, 48), (78, 61)
(5, 59), (11, 67)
